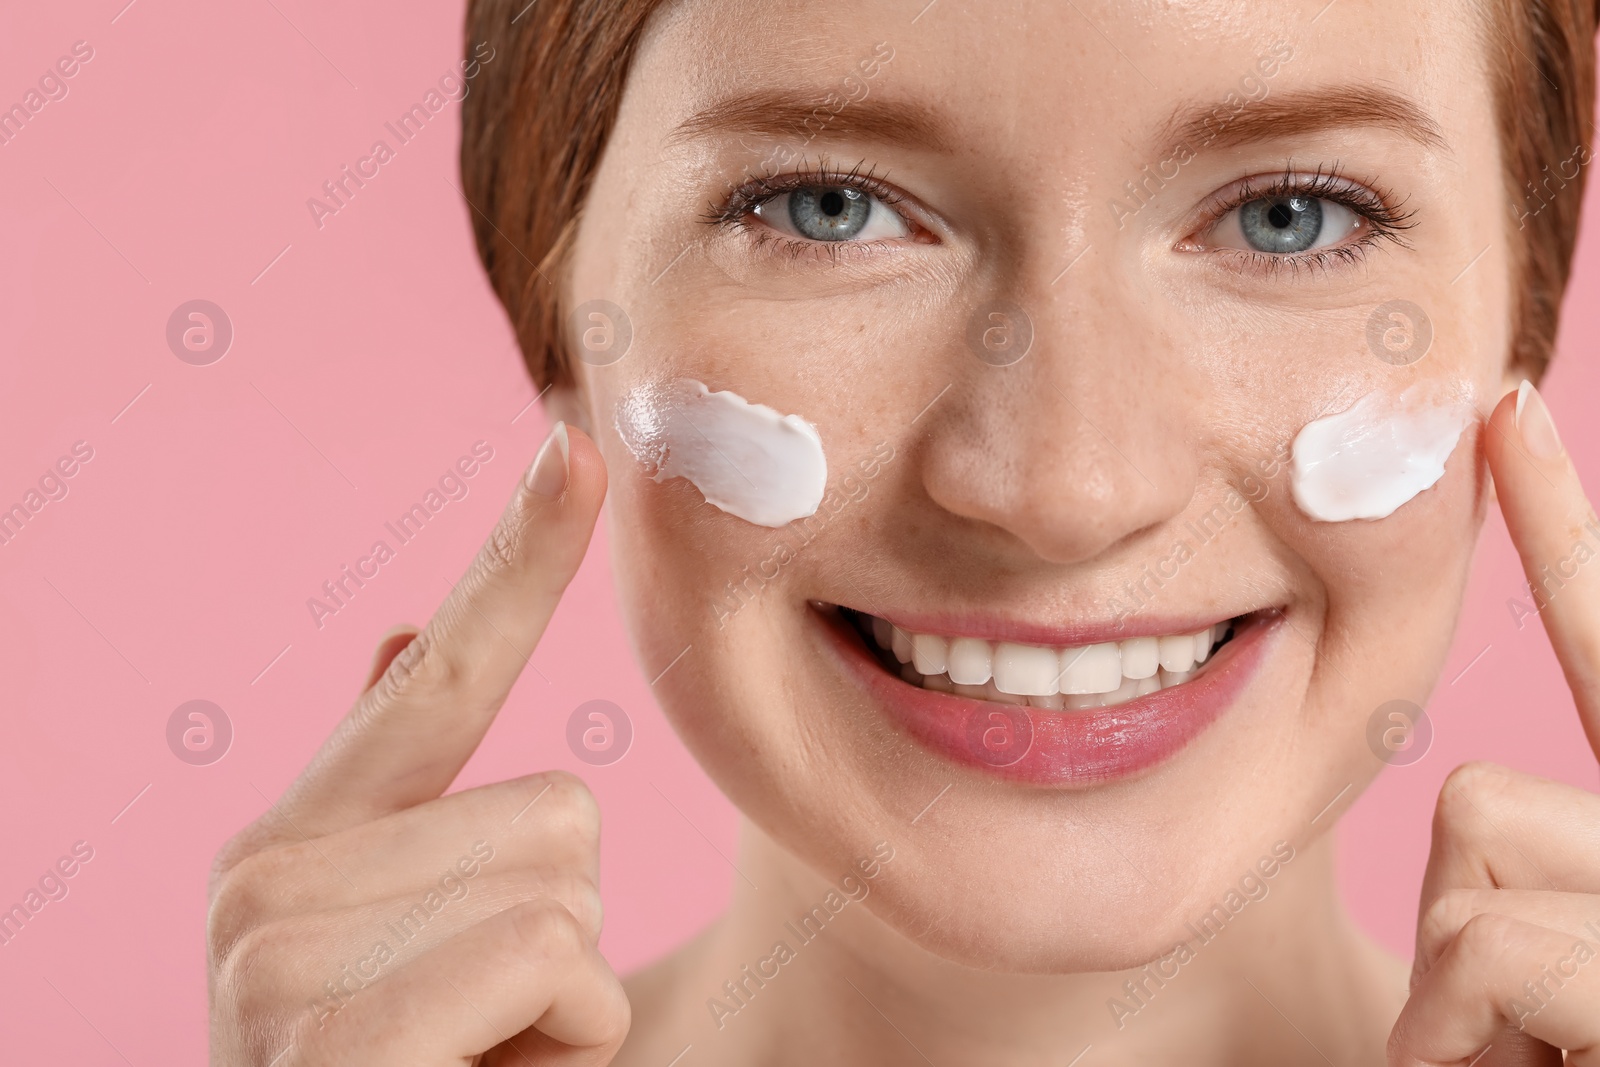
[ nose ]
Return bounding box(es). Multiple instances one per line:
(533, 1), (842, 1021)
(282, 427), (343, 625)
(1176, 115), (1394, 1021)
(920, 277), (1200, 565)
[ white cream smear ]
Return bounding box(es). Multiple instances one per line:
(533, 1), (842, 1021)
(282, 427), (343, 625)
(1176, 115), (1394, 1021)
(615, 378), (828, 528)
(1291, 386), (1477, 522)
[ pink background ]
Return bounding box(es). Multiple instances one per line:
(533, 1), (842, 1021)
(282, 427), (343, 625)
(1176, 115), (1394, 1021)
(0, 2), (1595, 1060)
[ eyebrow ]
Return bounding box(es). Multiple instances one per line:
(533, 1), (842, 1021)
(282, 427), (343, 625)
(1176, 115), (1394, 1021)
(669, 83), (1448, 163)
(1158, 85), (1449, 155)
(668, 90), (955, 152)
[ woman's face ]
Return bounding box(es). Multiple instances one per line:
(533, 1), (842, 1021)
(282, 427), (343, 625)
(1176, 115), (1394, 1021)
(559, 0), (1514, 970)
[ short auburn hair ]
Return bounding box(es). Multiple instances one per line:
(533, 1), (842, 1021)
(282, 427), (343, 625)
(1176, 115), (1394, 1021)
(460, 0), (1597, 390)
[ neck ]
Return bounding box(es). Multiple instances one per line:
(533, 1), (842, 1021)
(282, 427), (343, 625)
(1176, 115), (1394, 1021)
(620, 819), (1409, 1067)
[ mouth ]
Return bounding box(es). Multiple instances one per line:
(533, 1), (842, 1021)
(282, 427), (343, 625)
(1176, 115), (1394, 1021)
(849, 608), (1236, 709)
(816, 604), (1281, 786)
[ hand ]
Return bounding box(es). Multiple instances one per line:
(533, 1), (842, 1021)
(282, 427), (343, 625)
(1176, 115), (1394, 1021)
(207, 424), (631, 1066)
(1392, 383), (1600, 1066)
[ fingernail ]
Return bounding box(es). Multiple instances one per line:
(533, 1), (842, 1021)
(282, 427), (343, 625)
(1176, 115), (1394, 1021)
(526, 421), (570, 498)
(1515, 379), (1564, 461)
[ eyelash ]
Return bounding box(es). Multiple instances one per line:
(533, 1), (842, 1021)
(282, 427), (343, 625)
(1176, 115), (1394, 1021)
(1192, 163), (1418, 278)
(706, 159), (1418, 275)
(704, 159), (918, 263)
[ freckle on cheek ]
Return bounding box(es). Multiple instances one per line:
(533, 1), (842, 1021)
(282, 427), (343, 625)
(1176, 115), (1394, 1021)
(613, 378), (829, 528)
(1290, 384), (1478, 523)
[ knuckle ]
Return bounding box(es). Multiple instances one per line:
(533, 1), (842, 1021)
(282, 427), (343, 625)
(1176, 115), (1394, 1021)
(1441, 760), (1513, 805)
(506, 897), (587, 961)
(365, 627), (461, 709)
(1383, 1027), (1401, 1064)
(1418, 889), (1478, 953)
(1434, 761), (1513, 835)
(474, 494), (569, 603)
(210, 829), (269, 897)
(549, 871), (604, 938)
(595, 976), (633, 1049)
(575, 875), (605, 934)
(383, 625), (443, 690)
(495, 870), (604, 940)
(1385, 1016), (1420, 1064)
(214, 921), (288, 1021)
(477, 515), (526, 580)
(211, 831), (256, 883)
(265, 1014), (318, 1067)
(207, 849), (285, 962)
(1452, 912), (1521, 967)
(538, 770), (602, 845)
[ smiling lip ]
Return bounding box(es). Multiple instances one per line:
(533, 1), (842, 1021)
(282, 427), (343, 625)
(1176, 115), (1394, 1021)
(817, 606), (1280, 786)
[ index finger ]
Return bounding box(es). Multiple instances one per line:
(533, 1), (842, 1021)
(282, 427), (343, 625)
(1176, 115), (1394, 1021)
(1485, 380), (1600, 753)
(274, 423), (607, 840)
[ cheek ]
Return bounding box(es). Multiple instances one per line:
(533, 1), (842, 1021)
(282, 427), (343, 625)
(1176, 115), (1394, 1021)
(614, 377), (828, 528)
(585, 279), (943, 562)
(1194, 311), (1494, 719)
(1255, 412), (1487, 729)
(1289, 386), (1477, 523)
(587, 294), (923, 756)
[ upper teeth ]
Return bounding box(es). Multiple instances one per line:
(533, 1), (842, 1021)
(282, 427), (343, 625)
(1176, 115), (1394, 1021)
(867, 616), (1231, 710)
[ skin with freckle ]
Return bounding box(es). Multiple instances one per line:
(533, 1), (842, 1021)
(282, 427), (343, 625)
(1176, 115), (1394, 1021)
(538, 0), (1524, 1062)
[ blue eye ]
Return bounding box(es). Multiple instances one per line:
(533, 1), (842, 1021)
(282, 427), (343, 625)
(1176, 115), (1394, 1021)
(790, 187), (870, 240)
(752, 185), (910, 243)
(1210, 194), (1361, 255)
(1240, 197), (1322, 253)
